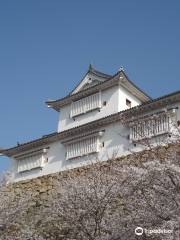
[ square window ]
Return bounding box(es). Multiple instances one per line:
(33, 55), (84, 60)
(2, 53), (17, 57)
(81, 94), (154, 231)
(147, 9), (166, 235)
(126, 99), (131, 108)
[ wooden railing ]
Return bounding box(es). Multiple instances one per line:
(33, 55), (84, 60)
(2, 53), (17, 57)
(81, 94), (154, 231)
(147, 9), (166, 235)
(129, 112), (172, 142)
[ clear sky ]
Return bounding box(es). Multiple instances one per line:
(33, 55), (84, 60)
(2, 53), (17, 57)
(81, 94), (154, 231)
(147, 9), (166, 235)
(0, 0), (180, 173)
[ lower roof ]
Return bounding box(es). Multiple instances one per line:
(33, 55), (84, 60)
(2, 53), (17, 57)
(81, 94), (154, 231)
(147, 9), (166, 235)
(1, 90), (180, 157)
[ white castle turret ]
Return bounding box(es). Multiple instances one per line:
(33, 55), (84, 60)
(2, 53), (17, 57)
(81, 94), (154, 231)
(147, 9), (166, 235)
(0, 65), (180, 182)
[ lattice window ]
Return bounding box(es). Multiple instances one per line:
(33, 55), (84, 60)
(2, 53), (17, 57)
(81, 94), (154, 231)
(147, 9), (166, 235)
(66, 136), (99, 160)
(17, 154), (43, 173)
(16, 149), (48, 173)
(70, 92), (101, 118)
(129, 113), (171, 142)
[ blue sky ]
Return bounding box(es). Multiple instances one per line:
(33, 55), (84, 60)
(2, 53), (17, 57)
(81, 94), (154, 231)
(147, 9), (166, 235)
(0, 0), (180, 173)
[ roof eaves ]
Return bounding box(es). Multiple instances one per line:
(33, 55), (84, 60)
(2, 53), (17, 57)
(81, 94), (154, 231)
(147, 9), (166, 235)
(46, 71), (119, 111)
(0, 132), (58, 157)
(3, 89), (180, 157)
(46, 70), (151, 111)
(122, 71), (152, 100)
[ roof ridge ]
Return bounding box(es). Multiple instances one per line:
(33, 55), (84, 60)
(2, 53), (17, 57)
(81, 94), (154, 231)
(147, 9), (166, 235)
(89, 66), (112, 79)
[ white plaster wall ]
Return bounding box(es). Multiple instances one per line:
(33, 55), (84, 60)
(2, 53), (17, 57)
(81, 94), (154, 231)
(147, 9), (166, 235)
(58, 85), (144, 132)
(118, 85), (142, 112)
(13, 122), (133, 182)
(13, 101), (180, 182)
(58, 86), (120, 132)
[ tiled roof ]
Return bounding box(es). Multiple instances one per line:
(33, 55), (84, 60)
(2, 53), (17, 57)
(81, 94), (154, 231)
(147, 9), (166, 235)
(89, 66), (112, 79)
(46, 70), (151, 111)
(46, 70), (117, 110)
(1, 90), (180, 157)
(68, 65), (112, 95)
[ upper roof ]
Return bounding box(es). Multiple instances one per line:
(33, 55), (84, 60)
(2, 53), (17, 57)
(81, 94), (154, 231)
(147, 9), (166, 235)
(46, 66), (152, 111)
(1, 90), (180, 157)
(70, 64), (112, 95)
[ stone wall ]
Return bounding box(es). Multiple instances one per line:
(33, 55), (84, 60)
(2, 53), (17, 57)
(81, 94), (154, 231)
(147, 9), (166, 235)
(8, 142), (180, 201)
(1, 142), (180, 240)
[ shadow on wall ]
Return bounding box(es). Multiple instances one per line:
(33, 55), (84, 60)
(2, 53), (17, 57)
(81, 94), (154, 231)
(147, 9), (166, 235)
(100, 123), (131, 161)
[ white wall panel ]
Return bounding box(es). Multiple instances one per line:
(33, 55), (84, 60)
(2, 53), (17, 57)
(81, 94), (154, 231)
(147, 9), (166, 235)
(58, 86), (120, 132)
(11, 102), (180, 182)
